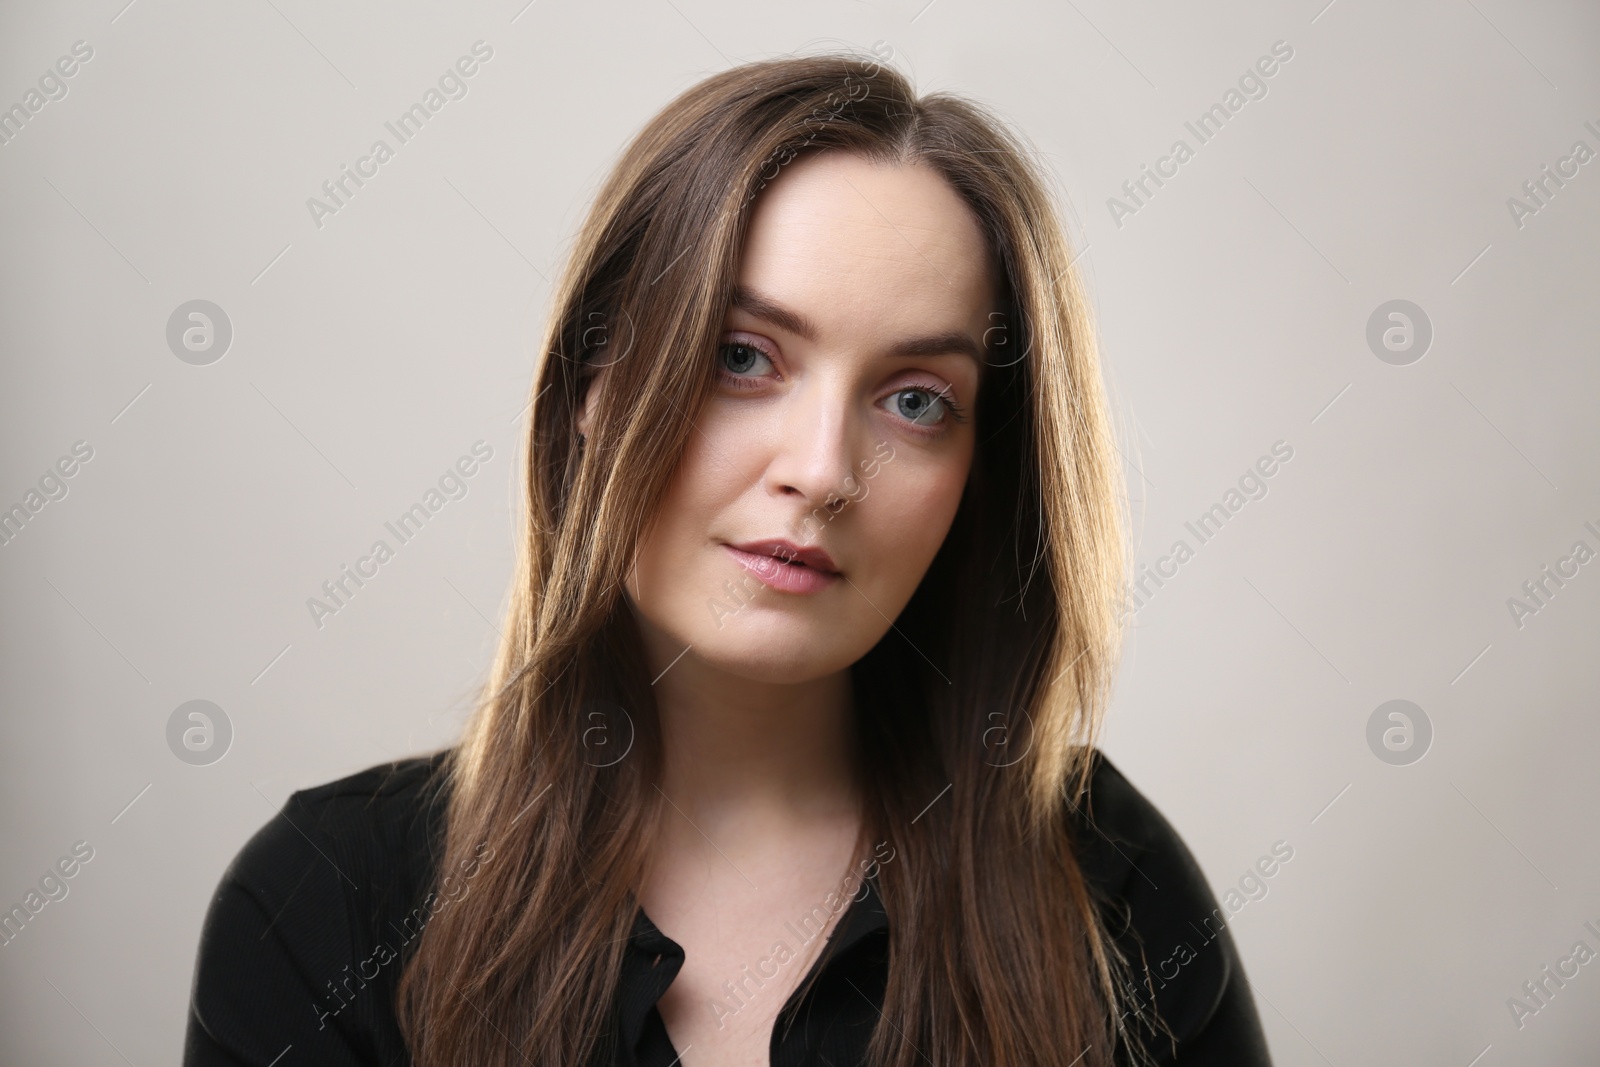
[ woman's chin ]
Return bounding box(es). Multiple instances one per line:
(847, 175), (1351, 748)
(693, 628), (863, 685)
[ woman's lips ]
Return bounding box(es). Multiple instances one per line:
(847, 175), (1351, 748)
(722, 544), (842, 595)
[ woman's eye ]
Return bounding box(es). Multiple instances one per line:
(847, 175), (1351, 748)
(715, 343), (963, 431)
(717, 342), (774, 378)
(883, 387), (950, 427)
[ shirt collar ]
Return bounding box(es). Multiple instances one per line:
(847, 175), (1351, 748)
(629, 867), (889, 957)
(614, 872), (888, 1060)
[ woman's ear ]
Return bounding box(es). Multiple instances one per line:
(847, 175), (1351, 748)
(576, 363), (610, 439)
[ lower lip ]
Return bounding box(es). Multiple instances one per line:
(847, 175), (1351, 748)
(722, 545), (842, 595)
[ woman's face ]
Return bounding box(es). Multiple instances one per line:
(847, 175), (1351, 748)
(606, 151), (998, 685)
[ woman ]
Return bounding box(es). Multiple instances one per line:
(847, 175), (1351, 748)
(184, 51), (1272, 1067)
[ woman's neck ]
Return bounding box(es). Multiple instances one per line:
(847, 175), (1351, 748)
(651, 652), (863, 824)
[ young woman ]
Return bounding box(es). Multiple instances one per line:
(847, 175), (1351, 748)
(185, 52), (1272, 1067)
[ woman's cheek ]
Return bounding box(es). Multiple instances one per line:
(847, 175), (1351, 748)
(892, 448), (971, 554)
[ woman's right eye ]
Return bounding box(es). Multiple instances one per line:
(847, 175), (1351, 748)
(717, 341), (776, 379)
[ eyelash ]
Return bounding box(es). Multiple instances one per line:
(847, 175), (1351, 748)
(715, 339), (969, 431)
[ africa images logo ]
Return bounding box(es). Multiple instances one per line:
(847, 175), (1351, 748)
(312, 840), (493, 1029)
(305, 41), (494, 229)
(305, 441), (494, 630)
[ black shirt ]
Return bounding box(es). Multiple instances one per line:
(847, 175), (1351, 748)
(182, 749), (1273, 1066)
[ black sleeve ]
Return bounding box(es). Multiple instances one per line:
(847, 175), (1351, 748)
(183, 790), (375, 1067)
(1073, 751), (1274, 1066)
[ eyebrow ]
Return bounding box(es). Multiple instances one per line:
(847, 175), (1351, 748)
(729, 284), (986, 369)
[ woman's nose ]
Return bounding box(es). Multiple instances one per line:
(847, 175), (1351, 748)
(763, 379), (861, 510)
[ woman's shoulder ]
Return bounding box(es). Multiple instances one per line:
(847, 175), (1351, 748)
(226, 750), (451, 877)
(1067, 747), (1275, 1065)
(184, 750), (453, 1066)
(216, 750), (453, 923)
(1067, 747), (1192, 894)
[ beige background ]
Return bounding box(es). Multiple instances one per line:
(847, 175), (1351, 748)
(2, 0), (1598, 1063)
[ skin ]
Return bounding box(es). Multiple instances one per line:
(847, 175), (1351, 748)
(578, 150), (999, 1065)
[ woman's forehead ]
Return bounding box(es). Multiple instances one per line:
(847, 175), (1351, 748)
(733, 153), (999, 344)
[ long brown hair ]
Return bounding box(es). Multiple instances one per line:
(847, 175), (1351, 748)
(397, 50), (1154, 1067)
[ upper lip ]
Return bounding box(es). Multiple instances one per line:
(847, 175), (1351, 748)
(726, 539), (840, 575)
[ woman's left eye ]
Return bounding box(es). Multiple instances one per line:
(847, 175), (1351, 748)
(881, 386), (963, 429)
